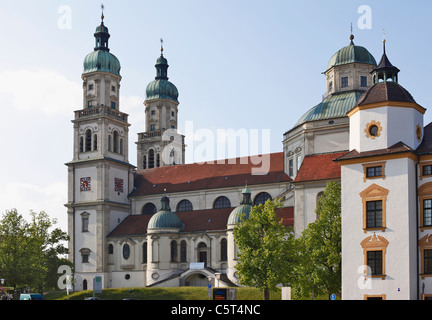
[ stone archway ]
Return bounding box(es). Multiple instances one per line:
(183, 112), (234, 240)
(180, 269), (213, 287)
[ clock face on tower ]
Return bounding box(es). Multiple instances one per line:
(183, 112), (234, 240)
(114, 178), (124, 193)
(80, 177), (91, 191)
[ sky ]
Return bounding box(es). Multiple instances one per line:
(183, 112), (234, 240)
(0, 0), (432, 233)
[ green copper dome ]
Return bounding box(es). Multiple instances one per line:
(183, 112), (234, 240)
(148, 195), (184, 230)
(326, 36), (376, 71)
(83, 50), (121, 77)
(295, 90), (364, 127)
(145, 51), (179, 103)
(227, 187), (253, 226)
(82, 18), (121, 77)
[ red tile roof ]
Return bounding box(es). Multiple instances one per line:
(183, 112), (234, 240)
(293, 152), (346, 183)
(334, 141), (414, 162)
(130, 152), (290, 197)
(108, 207), (294, 237)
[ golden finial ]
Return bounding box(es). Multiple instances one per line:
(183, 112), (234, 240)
(101, 3), (105, 22)
(160, 38), (164, 54)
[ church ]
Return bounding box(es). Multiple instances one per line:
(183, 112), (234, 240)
(65, 13), (432, 299)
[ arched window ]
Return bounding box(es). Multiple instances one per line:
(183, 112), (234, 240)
(180, 240), (187, 262)
(93, 134), (98, 151)
(253, 192), (272, 206)
(83, 279), (88, 290)
(148, 149), (155, 168)
(108, 135), (112, 152)
(142, 203), (157, 215)
(220, 238), (227, 261)
(198, 242), (207, 267)
(170, 240), (178, 262)
(120, 139), (123, 155)
(113, 131), (119, 153)
(156, 153), (160, 167)
(123, 243), (130, 260)
(108, 244), (114, 254)
(176, 199), (193, 212)
(85, 129), (92, 152)
(213, 196), (231, 209)
(143, 155), (147, 169)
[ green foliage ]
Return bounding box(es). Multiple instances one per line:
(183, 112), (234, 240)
(291, 181), (341, 299)
(233, 198), (294, 300)
(0, 209), (70, 293)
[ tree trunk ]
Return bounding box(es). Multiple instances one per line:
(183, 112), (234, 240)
(264, 289), (270, 300)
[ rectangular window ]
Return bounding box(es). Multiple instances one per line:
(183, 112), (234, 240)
(150, 124), (156, 131)
(361, 76), (367, 87)
(82, 217), (89, 232)
(366, 200), (383, 228)
(425, 249), (432, 274)
(341, 76), (349, 88)
(366, 166), (383, 178)
(288, 159), (293, 177)
(111, 85), (116, 92)
(82, 254), (89, 263)
(110, 101), (116, 109)
(424, 199), (432, 227)
(423, 165), (432, 176)
(88, 84), (94, 91)
(367, 250), (383, 276)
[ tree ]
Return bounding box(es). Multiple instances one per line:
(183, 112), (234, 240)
(0, 209), (70, 293)
(292, 181), (341, 299)
(233, 199), (294, 300)
(0, 209), (33, 289)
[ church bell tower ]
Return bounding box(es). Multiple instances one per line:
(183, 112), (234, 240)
(65, 10), (134, 291)
(136, 41), (186, 170)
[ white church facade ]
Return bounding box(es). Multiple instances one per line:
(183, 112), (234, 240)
(65, 13), (432, 299)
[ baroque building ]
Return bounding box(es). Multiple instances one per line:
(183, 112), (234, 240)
(66, 13), (432, 299)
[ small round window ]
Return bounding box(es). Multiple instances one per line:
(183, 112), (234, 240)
(369, 125), (379, 136)
(123, 244), (130, 260)
(365, 121), (382, 139)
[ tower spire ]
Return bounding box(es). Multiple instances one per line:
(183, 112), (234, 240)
(371, 32), (400, 84)
(349, 22), (354, 44)
(94, 4), (110, 51)
(101, 3), (105, 22)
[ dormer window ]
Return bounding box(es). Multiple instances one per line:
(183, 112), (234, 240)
(341, 77), (349, 88)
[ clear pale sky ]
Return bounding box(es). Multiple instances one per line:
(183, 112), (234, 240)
(0, 0), (431, 232)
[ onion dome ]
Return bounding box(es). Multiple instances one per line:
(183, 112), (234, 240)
(148, 194), (184, 231)
(227, 186), (253, 226)
(83, 14), (121, 77)
(326, 34), (376, 71)
(145, 45), (179, 103)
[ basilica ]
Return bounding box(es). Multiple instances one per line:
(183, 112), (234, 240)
(65, 14), (432, 299)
